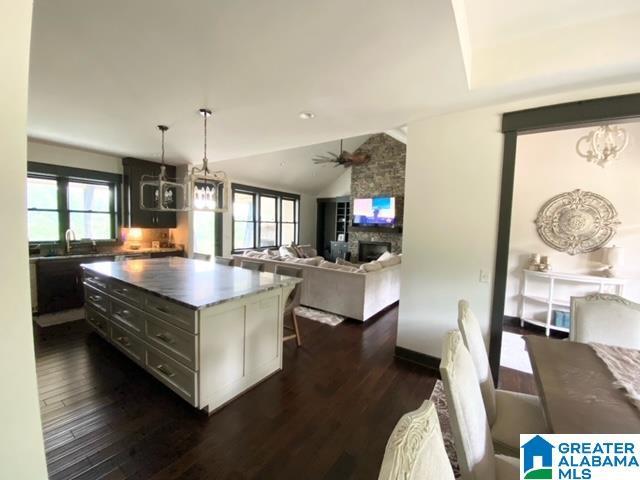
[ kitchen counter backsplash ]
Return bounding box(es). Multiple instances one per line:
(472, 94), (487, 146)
(29, 245), (183, 261)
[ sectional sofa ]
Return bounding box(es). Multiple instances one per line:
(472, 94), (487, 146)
(231, 249), (401, 321)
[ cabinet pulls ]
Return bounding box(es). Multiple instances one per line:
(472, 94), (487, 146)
(155, 332), (174, 345)
(156, 364), (175, 378)
(116, 336), (131, 347)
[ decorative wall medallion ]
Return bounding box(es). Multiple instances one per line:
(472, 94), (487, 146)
(534, 189), (619, 255)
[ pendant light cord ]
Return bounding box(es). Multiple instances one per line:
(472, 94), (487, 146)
(203, 112), (209, 174)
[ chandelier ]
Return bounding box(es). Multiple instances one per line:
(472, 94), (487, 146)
(140, 125), (189, 211)
(576, 125), (629, 168)
(186, 108), (230, 212)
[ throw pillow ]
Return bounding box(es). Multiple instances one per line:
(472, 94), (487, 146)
(298, 245), (318, 258)
(318, 260), (359, 273)
(279, 245), (298, 258)
(284, 257), (322, 266)
(378, 252), (401, 268)
(377, 251), (394, 262)
(358, 261), (383, 273)
(336, 258), (359, 268)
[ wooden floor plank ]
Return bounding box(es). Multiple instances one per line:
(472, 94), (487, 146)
(35, 307), (534, 479)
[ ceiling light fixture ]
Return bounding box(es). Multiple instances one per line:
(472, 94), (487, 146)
(576, 125), (629, 168)
(299, 112), (315, 120)
(186, 108), (230, 212)
(140, 125), (188, 211)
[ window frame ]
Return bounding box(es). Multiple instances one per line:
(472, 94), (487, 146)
(231, 183), (300, 253)
(27, 162), (122, 245)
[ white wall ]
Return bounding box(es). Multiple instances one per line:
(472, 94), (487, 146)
(398, 108), (502, 358)
(316, 169), (351, 198)
(28, 139), (122, 174)
(0, 1), (49, 478)
(398, 81), (640, 360)
(505, 123), (640, 316)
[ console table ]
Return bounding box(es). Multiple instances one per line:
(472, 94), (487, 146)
(518, 270), (626, 336)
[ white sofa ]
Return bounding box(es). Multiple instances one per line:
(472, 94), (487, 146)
(232, 253), (401, 321)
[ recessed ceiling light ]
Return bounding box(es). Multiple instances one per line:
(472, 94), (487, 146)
(299, 112), (315, 120)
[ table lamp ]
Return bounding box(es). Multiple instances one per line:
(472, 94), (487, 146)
(128, 228), (143, 250)
(602, 245), (623, 277)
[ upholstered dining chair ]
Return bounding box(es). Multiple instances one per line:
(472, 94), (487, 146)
(240, 260), (265, 272)
(440, 331), (519, 480)
(571, 294), (640, 349)
(457, 300), (548, 457)
(192, 253), (211, 261)
(214, 256), (234, 266)
(274, 264), (303, 347)
(378, 400), (455, 480)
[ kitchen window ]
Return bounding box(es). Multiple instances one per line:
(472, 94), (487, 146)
(27, 162), (121, 243)
(232, 184), (299, 252)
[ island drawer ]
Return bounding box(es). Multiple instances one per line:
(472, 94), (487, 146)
(86, 307), (110, 339)
(111, 323), (145, 365)
(85, 285), (109, 315)
(145, 295), (197, 334)
(145, 315), (198, 370)
(109, 280), (144, 307)
(110, 298), (146, 336)
(83, 272), (109, 292)
(146, 345), (198, 406)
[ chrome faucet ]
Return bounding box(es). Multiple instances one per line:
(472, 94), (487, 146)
(64, 229), (77, 254)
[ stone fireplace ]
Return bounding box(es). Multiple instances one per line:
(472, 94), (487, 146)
(358, 241), (391, 262)
(348, 133), (406, 261)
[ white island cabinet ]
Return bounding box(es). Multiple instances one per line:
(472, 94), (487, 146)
(81, 257), (300, 413)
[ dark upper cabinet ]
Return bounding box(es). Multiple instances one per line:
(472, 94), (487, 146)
(122, 157), (177, 228)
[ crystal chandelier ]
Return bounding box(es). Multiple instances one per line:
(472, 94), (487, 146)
(140, 125), (189, 211)
(576, 125), (629, 168)
(186, 109), (230, 212)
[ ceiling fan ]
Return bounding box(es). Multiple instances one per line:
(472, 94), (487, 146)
(312, 139), (370, 167)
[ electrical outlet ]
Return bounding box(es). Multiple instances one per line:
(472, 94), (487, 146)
(479, 269), (490, 283)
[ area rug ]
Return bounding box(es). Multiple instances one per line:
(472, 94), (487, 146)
(591, 342), (640, 411)
(294, 306), (345, 326)
(429, 380), (461, 478)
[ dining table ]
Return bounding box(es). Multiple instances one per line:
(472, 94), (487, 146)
(525, 335), (640, 433)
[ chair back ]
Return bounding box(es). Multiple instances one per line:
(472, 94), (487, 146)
(214, 256), (234, 266)
(440, 331), (496, 480)
(378, 400), (455, 480)
(570, 294), (640, 348)
(192, 253), (211, 261)
(240, 260), (264, 272)
(274, 265), (303, 311)
(457, 300), (496, 425)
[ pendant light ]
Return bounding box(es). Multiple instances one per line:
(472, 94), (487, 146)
(140, 125), (189, 211)
(187, 108), (230, 212)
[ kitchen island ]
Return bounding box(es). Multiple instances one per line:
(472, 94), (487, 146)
(81, 257), (300, 413)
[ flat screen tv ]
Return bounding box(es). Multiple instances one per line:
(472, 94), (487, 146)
(352, 197), (396, 227)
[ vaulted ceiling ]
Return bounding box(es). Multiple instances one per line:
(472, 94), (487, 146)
(28, 0), (640, 165)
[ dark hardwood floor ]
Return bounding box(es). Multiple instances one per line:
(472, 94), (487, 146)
(35, 307), (536, 479)
(35, 307), (435, 480)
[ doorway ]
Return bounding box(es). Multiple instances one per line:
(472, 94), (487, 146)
(489, 93), (640, 381)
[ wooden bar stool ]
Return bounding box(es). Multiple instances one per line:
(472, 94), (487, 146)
(240, 260), (265, 272)
(274, 264), (303, 347)
(214, 256), (234, 266)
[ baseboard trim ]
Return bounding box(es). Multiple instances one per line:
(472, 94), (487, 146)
(394, 346), (440, 374)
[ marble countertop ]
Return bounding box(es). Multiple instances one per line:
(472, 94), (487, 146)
(81, 257), (301, 310)
(30, 247), (182, 262)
